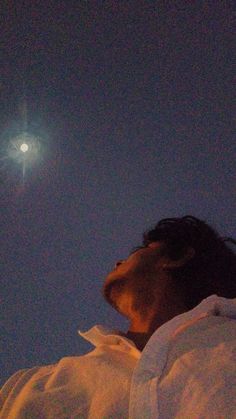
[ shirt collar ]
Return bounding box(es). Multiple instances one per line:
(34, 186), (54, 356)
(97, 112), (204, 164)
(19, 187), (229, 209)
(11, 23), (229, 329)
(143, 294), (236, 350)
(78, 295), (236, 358)
(78, 324), (141, 355)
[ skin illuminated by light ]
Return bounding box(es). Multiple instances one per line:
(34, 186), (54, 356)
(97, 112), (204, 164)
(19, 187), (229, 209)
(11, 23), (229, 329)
(20, 143), (29, 153)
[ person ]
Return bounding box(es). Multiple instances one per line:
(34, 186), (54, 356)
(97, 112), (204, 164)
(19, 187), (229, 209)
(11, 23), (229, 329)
(1, 216), (236, 418)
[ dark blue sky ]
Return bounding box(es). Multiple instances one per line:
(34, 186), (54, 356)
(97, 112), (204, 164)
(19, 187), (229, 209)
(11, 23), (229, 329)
(1, 1), (235, 384)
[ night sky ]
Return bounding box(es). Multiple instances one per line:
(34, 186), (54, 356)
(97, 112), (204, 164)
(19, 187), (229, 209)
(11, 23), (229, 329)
(1, 1), (235, 385)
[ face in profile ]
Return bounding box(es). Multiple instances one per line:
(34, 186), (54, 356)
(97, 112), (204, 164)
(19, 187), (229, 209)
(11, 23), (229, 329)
(102, 242), (167, 314)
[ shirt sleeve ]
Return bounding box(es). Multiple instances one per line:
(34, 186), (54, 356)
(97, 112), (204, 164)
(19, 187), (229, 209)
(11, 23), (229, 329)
(0, 369), (29, 411)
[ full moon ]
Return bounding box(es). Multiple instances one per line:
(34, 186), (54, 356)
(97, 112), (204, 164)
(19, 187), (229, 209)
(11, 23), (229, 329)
(20, 143), (29, 153)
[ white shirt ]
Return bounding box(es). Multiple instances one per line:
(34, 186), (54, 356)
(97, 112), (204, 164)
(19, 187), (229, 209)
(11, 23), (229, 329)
(1, 295), (236, 419)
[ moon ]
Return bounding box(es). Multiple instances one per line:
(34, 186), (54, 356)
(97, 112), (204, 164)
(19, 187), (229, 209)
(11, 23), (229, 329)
(20, 143), (29, 153)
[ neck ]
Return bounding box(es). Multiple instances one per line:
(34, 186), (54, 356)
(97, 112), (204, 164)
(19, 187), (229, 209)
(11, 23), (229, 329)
(125, 330), (152, 351)
(125, 296), (187, 350)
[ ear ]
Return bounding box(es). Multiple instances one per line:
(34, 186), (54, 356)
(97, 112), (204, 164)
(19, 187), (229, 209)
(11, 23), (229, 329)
(163, 247), (195, 269)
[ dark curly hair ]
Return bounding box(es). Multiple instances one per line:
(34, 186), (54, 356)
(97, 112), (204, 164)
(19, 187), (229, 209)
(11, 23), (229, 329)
(143, 216), (236, 310)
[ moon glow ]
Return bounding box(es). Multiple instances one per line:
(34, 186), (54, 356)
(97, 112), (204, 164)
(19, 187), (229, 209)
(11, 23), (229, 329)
(1, 131), (42, 184)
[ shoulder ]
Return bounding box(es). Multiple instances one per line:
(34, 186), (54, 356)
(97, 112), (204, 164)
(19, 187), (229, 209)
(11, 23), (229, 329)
(159, 316), (236, 417)
(164, 315), (236, 374)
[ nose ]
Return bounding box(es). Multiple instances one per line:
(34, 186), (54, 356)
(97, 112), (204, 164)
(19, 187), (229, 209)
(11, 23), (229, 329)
(115, 260), (124, 268)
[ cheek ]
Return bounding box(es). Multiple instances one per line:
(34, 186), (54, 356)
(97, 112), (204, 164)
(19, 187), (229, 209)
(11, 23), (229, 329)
(139, 250), (161, 266)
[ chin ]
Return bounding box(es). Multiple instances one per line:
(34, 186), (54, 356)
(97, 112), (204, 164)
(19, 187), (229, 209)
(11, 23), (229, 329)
(102, 274), (127, 307)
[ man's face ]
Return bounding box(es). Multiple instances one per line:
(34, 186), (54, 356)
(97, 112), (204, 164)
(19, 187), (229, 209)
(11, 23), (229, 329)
(102, 241), (167, 313)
